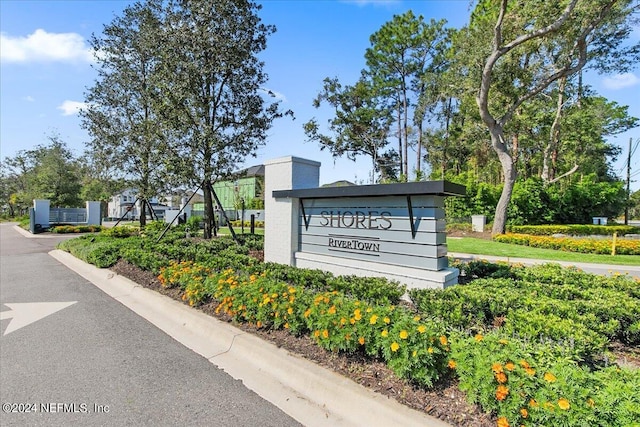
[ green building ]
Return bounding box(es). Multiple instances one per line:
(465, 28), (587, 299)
(193, 165), (264, 217)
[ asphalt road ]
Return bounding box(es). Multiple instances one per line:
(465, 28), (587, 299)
(0, 224), (301, 427)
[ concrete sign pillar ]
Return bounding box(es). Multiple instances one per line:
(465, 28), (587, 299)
(86, 201), (102, 225)
(33, 199), (50, 229)
(264, 156), (321, 266)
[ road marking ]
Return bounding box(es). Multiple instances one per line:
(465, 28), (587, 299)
(0, 302), (77, 335)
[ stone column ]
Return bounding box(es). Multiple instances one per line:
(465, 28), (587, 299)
(264, 156), (320, 266)
(86, 201), (102, 225)
(33, 199), (50, 229)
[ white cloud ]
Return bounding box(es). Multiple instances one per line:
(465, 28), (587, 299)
(0, 29), (93, 64)
(260, 88), (288, 102)
(602, 73), (640, 90)
(23, 96), (35, 102)
(57, 100), (87, 116)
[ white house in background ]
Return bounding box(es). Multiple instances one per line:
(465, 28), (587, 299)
(107, 189), (170, 220)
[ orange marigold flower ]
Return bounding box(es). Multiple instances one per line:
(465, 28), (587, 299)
(322, 329), (329, 339)
(495, 372), (508, 384)
(504, 362), (515, 371)
(391, 342), (400, 352)
(525, 367), (536, 376)
(328, 305), (336, 315)
(519, 360), (530, 369)
(544, 372), (557, 383)
(492, 362), (504, 373)
(313, 330), (320, 338)
(448, 360), (456, 369)
(256, 321), (263, 328)
(496, 417), (509, 427)
(558, 398), (570, 410)
(439, 335), (448, 346)
(369, 314), (378, 325)
(358, 337), (365, 345)
(495, 385), (509, 401)
(304, 309), (312, 318)
(474, 333), (484, 342)
(529, 399), (538, 408)
(520, 408), (528, 418)
(399, 330), (409, 339)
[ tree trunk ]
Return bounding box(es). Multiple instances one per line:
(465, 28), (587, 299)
(542, 77), (566, 183)
(489, 127), (516, 236)
(140, 199), (147, 228)
(203, 179), (214, 239)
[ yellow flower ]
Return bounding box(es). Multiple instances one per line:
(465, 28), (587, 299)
(520, 408), (528, 418)
(304, 309), (312, 318)
(587, 398), (595, 408)
(417, 325), (427, 333)
(399, 330), (409, 339)
(358, 337), (365, 345)
(369, 314), (378, 325)
(498, 339), (509, 345)
(448, 360), (456, 369)
(558, 398), (570, 410)
(322, 329), (329, 339)
(505, 362), (515, 371)
(287, 307), (294, 315)
(383, 317), (391, 324)
(313, 330), (320, 338)
(525, 367), (536, 376)
(496, 417), (509, 427)
(327, 305), (336, 315)
(381, 330), (389, 337)
(428, 347), (434, 354)
(439, 335), (448, 346)
(413, 315), (421, 321)
(474, 333), (484, 342)
(340, 317), (347, 326)
(391, 342), (400, 352)
(354, 308), (362, 321)
(544, 372), (557, 383)
(529, 399), (538, 408)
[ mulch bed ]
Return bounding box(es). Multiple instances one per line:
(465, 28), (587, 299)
(110, 258), (494, 426)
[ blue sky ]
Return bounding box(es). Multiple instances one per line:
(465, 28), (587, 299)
(1, 0), (638, 190)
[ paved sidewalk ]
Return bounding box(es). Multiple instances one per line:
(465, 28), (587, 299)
(450, 252), (640, 279)
(50, 249), (450, 427)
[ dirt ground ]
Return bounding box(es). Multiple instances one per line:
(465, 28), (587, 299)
(110, 259), (494, 427)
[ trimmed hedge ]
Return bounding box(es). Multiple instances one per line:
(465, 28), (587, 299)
(494, 233), (640, 255)
(507, 224), (640, 236)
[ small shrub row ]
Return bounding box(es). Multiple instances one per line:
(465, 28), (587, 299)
(410, 264), (640, 360)
(507, 224), (640, 236)
(229, 219), (265, 228)
(50, 225), (102, 233)
(494, 233), (640, 255)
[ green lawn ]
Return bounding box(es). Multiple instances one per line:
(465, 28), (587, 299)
(447, 236), (640, 266)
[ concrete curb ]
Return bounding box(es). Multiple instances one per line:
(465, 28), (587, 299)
(49, 249), (450, 427)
